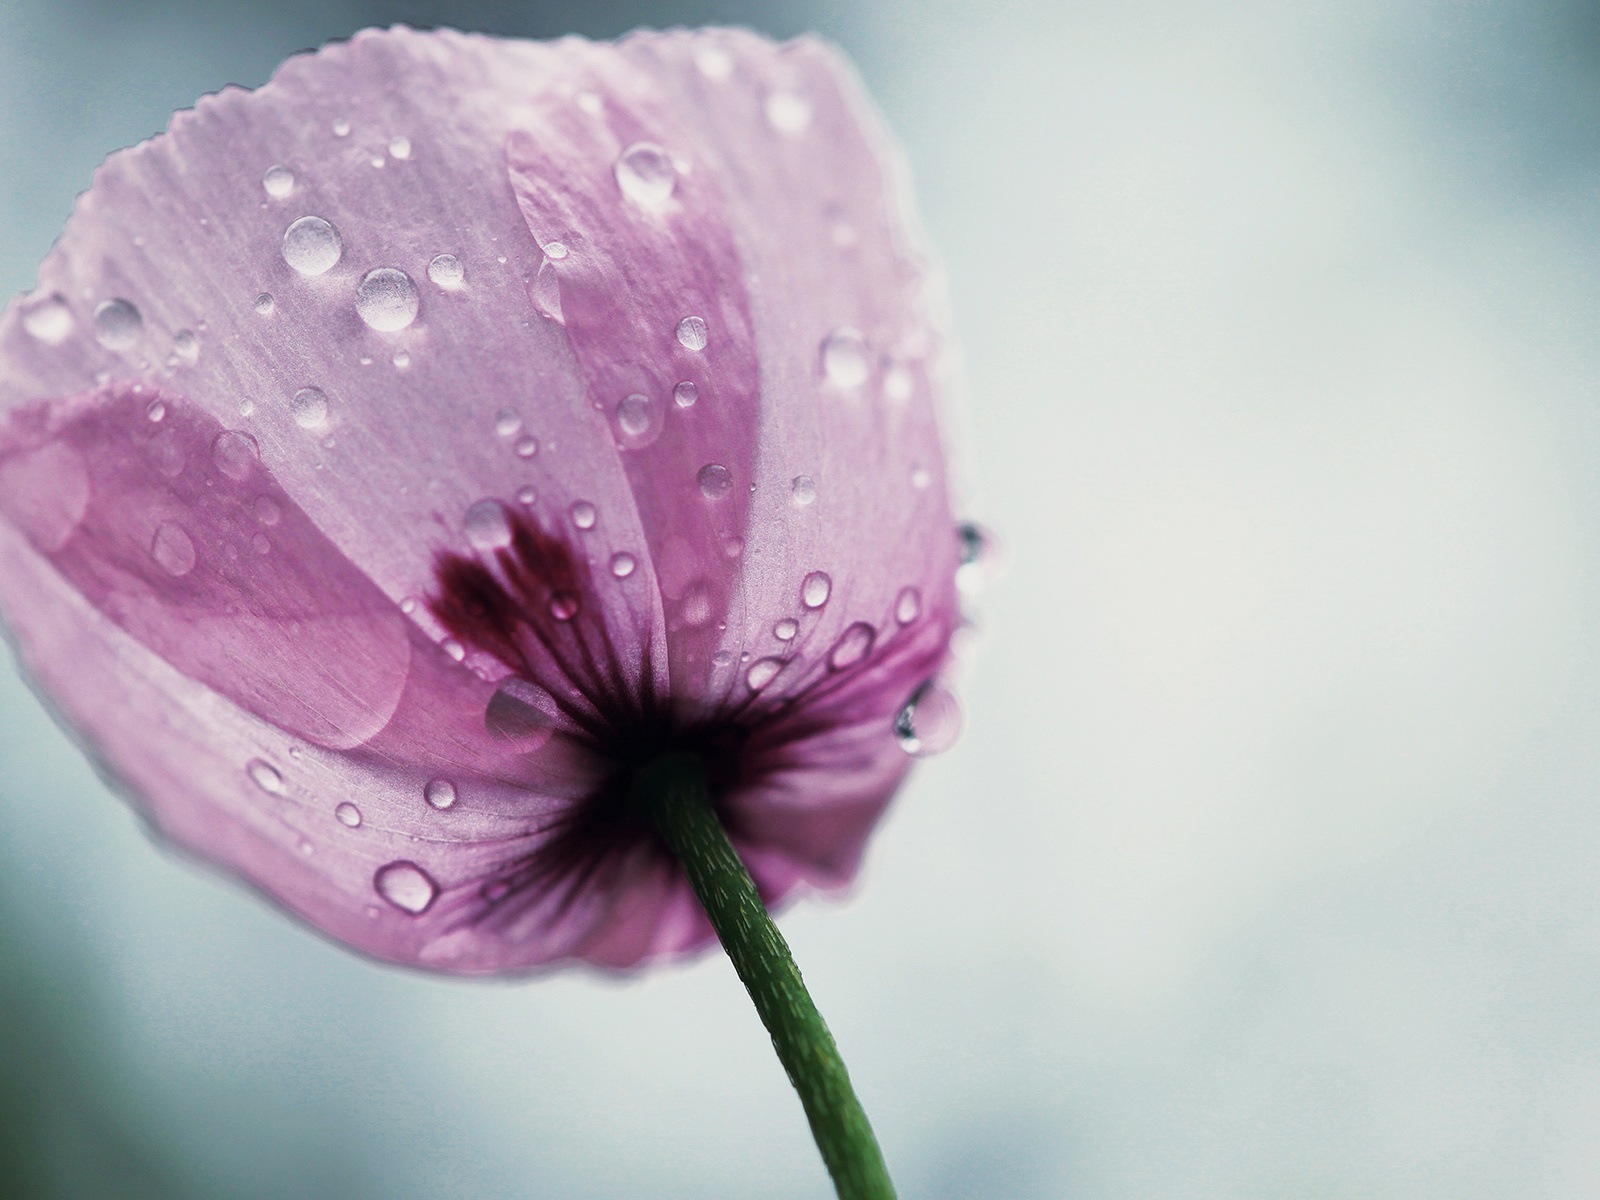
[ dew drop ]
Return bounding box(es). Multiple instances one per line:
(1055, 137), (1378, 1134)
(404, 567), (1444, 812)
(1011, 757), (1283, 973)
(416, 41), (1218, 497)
(93, 298), (142, 350)
(543, 241), (569, 260)
(895, 682), (962, 757)
(146, 399), (166, 423)
(884, 364), (914, 401)
(697, 46), (734, 79)
(22, 293), (71, 343)
(774, 618), (798, 642)
(375, 861), (437, 915)
(569, 500), (597, 530)
(485, 678), (559, 743)
(713, 649), (734, 667)
(746, 657), (783, 690)
(673, 381), (699, 408)
(821, 329), (870, 387)
(282, 215), (343, 275)
(516, 486), (537, 506)
(253, 495), (282, 525)
(791, 475), (817, 507)
(911, 465), (932, 489)
(210, 430), (259, 481)
(896, 586), (922, 625)
(463, 499), (512, 551)
(548, 593), (578, 621)
(676, 315), (708, 351)
(392, 350), (411, 369)
(388, 135), (411, 159)
(495, 408), (523, 437)
(614, 141), (677, 207)
(698, 463), (733, 500)
(766, 89), (813, 133)
(616, 394), (656, 440)
(680, 584), (713, 627)
(332, 118), (351, 137)
(443, 639), (466, 662)
(290, 386), (330, 430)
(355, 267), (419, 331)
(252, 532), (272, 555)
(829, 622), (876, 670)
(424, 778), (458, 810)
(253, 292), (275, 316)
(262, 164), (295, 197)
(955, 522), (994, 594)
(514, 435), (539, 459)
(335, 802), (362, 827)
(247, 758), (284, 795)
(428, 253), (465, 288)
(801, 570), (832, 610)
(610, 551), (637, 579)
(150, 521), (196, 576)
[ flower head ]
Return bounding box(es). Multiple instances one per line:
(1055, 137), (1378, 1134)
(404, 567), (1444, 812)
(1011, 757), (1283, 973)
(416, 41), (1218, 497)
(0, 26), (963, 972)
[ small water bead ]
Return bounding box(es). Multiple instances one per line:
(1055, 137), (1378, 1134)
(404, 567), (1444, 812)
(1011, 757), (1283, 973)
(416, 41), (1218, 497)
(676, 315), (709, 351)
(774, 618), (798, 642)
(252, 532), (272, 556)
(22, 293), (72, 343)
(791, 476), (817, 507)
(171, 328), (199, 365)
(211, 431), (258, 481)
(614, 141), (677, 207)
(145, 399), (166, 423)
(577, 91), (603, 116)
(254, 292), (275, 316)
(673, 381), (698, 408)
(955, 522), (993, 593)
(247, 758), (285, 795)
(483, 879), (511, 903)
(388, 135), (412, 159)
(485, 678), (559, 742)
(896, 586), (922, 625)
(150, 521), (196, 576)
(291, 386), (329, 430)
(427, 253), (465, 289)
(680, 584), (714, 627)
(424, 778), (458, 810)
(253, 495), (282, 525)
(392, 350), (411, 369)
(93, 298), (142, 350)
(616, 394), (655, 438)
(801, 570), (832, 609)
(911, 465), (932, 489)
(262, 164), (295, 197)
(698, 463), (733, 500)
(746, 657), (783, 690)
(697, 46), (734, 79)
(610, 552), (637, 579)
(514, 435), (539, 459)
(713, 649), (734, 668)
(463, 499), (513, 551)
(375, 861), (438, 915)
(332, 118), (351, 137)
(821, 329), (870, 387)
(282, 216), (342, 275)
(894, 682), (962, 757)
(495, 409), (523, 437)
(766, 89), (813, 133)
(883, 364), (914, 402)
(568, 500), (597, 530)
(543, 241), (569, 260)
(829, 622), (876, 670)
(548, 592), (579, 621)
(356, 267), (419, 331)
(442, 639), (466, 662)
(516, 486), (537, 506)
(335, 802), (362, 828)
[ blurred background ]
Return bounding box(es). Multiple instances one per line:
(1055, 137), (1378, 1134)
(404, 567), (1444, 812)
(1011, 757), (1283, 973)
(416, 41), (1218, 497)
(4, 0), (1600, 1195)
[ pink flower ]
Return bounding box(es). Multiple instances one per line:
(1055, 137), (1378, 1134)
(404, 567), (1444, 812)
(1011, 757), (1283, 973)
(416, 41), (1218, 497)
(0, 26), (963, 973)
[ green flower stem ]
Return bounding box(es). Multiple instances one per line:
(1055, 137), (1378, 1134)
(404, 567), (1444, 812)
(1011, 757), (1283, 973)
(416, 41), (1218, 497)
(632, 752), (897, 1200)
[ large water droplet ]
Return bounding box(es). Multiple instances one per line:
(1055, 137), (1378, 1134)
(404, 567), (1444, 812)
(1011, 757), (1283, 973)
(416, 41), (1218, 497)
(766, 89), (813, 133)
(335, 802), (362, 827)
(895, 682), (962, 757)
(614, 142), (677, 207)
(150, 521), (196, 576)
(262, 164), (295, 198)
(424, 778), (457, 809)
(247, 758), (285, 795)
(801, 570), (832, 609)
(746, 657), (783, 690)
(821, 329), (869, 387)
(282, 216), (343, 275)
(895, 586), (922, 625)
(356, 267), (419, 331)
(211, 431), (259, 482)
(774, 618), (798, 642)
(829, 622), (875, 670)
(22, 293), (71, 343)
(673, 381), (698, 408)
(610, 551), (637, 579)
(676, 315), (708, 351)
(375, 861), (438, 915)
(569, 500), (597, 530)
(464, 499), (512, 551)
(93, 298), (142, 350)
(428, 253), (464, 288)
(485, 678), (558, 743)
(791, 476), (817, 507)
(698, 463), (733, 500)
(291, 386), (329, 430)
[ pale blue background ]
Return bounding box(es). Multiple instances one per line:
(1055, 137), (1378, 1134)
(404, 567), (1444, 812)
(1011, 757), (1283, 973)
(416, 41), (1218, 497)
(3, 0), (1600, 1196)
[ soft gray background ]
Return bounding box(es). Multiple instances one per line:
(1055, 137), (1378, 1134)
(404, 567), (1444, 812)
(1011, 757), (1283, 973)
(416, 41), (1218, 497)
(2, 0), (1597, 1196)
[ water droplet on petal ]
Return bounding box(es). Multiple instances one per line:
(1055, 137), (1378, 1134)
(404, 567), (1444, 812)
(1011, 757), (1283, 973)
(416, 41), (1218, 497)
(336, 802), (362, 827)
(375, 861), (437, 915)
(911, 465), (932, 489)
(548, 592), (578, 621)
(145, 399), (166, 423)
(569, 500), (597, 530)
(801, 571), (832, 610)
(355, 267), (419, 331)
(252, 532), (272, 555)
(955, 522), (995, 594)
(713, 649), (734, 667)
(464, 499), (512, 551)
(543, 241), (569, 260)
(791, 476), (817, 506)
(697, 46), (734, 79)
(680, 583), (714, 627)
(698, 463), (733, 500)
(746, 657), (783, 690)
(22, 293), (72, 343)
(282, 216), (342, 275)
(428, 253), (464, 288)
(262, 164), (294, 197)
(254, 292), (275, 316)
(442, 638), (466, 662)
(332, 118), (351, 137)
(290, 386), (329, 430)
(93, 298), (142, 349)
(673, 381), (699, 408)
(614, 141), (677, 207)
(253, 495), (282, 525)
(211, 431), (259, 481)
(485, 678), (559, 743)
(895, 681), (963, 757)
(896, 586), (922, 625)
(821, 329), (870, 388)
(516, 486), (537, 506)
(424, 778), (457, 809)
(388, 135), (411, 159)
(676, 316), (709, 352)
(774, 618), (798, 642)
(610, 552), (637, 579)
(150, 521), (196, 576)
(615, 393), (662, 446)
(247, 758), (284, 795)
(766, 89), (813, 133)
(514, 435), (539, 459)
(829, 622), (875, 670)
(495, 408), (522, 437)
(884, 364), (914, 401)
